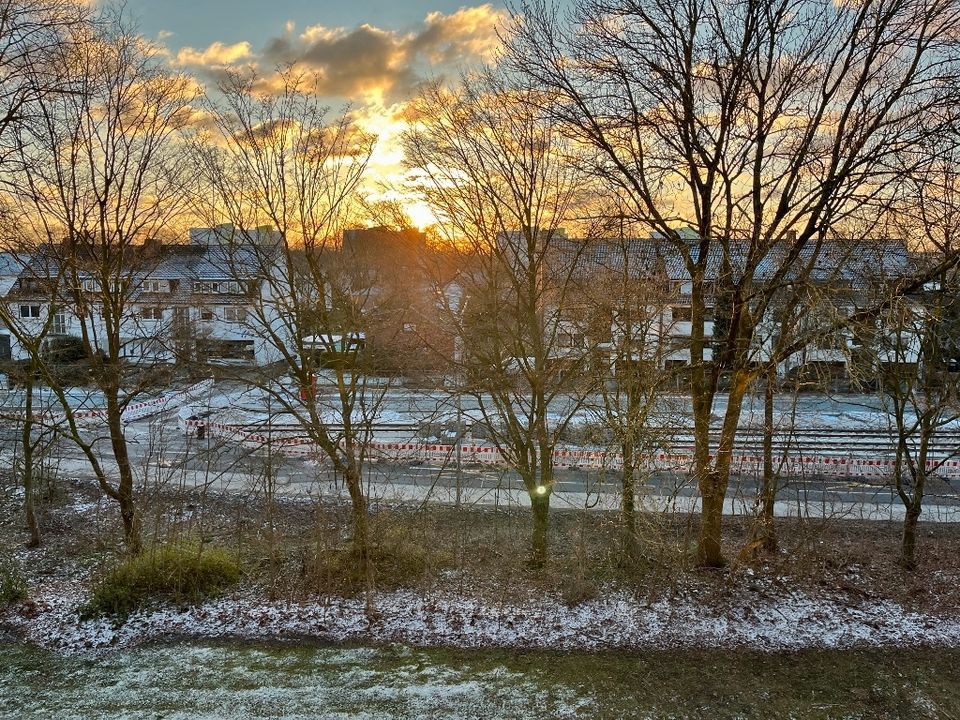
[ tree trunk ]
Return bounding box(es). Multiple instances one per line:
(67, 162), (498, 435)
(900, 506), (920, 570)
(698, 471), (726, 567)
(22, 377), (40, 548)
(695, 373), (750, 567)
(621, 442), (637, 557)
(343, 462), (372, 574)
(107, 392), (141, 554)
(530, 492), (550, 568)
(754, 368), (777, 552)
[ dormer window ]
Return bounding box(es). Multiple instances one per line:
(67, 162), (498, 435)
(192, 280), (245, 295)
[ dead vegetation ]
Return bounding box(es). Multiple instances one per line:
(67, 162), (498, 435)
(3, 470), (959, 621)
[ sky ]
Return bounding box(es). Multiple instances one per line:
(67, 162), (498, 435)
(125, 1), (513, 228)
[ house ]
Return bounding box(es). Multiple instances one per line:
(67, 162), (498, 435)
(0, 224), (287, 366)
(502, 230), (917, 387)
(336, 226), (455, 377)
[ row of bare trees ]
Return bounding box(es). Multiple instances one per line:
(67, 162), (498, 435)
(1, 0), (960, 582)
(402, 0), (960, 568)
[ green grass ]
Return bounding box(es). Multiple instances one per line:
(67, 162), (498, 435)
(83, 543), (242, 618)
(304, 512), (456, 594)
(1, 642), (959, 718)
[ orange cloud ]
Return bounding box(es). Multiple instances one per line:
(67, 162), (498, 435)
(410, 6), (506, 64)
(161, 6), (509, 227)
(175, 40), (253, 68)
(171, 5), (507, 104)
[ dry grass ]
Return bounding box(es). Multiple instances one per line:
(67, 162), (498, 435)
(3, 471), (960, 616)
(82, 543), (242, 618)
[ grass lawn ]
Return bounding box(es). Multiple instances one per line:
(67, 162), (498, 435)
(1, 641), (958, 718)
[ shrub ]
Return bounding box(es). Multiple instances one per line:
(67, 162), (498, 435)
(307, 514), (455, 594)
(0, 555), (27, 604)
(85, 543), (241, 618)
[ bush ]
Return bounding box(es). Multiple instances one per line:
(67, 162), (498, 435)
(0, 555), (27, 604)
(307, 514), (455, 594)
(43, 335), (87, 364)
(84, 543), (241, 618)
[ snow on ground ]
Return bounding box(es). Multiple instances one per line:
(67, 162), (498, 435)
(0, 642), (598, 719)
(4, 578), (960, 655)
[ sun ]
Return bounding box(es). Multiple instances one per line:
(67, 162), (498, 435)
(404, 200), (438, 231)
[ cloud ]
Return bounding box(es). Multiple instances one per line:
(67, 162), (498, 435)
(175, 40), (253, 68)
(263, 23), (417, 100)
(173, 4), (507, 103)
(161, 4), (508, 215)
(410, 6), (505, 65)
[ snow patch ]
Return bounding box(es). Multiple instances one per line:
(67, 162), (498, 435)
(4, 582), (960, 655)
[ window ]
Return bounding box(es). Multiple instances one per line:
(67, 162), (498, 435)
(142, 279), (167, 293)
(18, 305), (40, 318)
(122, 338), (164, 358)
(141, 307), (163, 320)
(53, 312), (68, 335)
(193, 280), (246, 295)
(224, 306), (246, 323)
(196, 338), (255, 362)
(193, 281), (221, 294)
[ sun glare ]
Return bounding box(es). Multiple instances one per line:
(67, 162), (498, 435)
(404, 200), (438, 231)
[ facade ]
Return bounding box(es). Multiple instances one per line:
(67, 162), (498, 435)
(0, 225), (286, 366)
(538, 232), (919, 386)
(339, 226), (454, 377)
(0, 224), (455, 376)
(0, 222), (929, 387)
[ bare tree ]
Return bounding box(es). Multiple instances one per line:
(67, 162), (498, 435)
(508, 0), (960, 565)
(4, 11), (195, 553)
(576, 213), (678, 551)
(853, 157), (960, 569)
(0, 249), (65, 547)
(193, 67), (387, 584)
(0, 0), (87, 162)
(404, 70), (592, 566)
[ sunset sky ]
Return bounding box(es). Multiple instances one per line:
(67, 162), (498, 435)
(127, 1), (512, 228)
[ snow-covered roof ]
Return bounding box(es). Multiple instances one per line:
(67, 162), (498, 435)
(0, 252), (22, 277)
(549, 236), (912, 290)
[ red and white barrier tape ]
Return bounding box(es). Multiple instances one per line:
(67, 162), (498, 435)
(177, 418), (960, 479)
(55, 378), (215, 424)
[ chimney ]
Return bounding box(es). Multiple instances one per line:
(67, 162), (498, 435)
(143, 237), (163, 256)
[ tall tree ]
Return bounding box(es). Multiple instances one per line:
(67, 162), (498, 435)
(404, 70), (591, 566)
(855, 155), (960, 569)
(194, 67), (384, 584)
(508, 0), (960, 565)
(0, 0), (87, 161)
(5, 11), (195, 552)
(578, 212), (678, 552)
